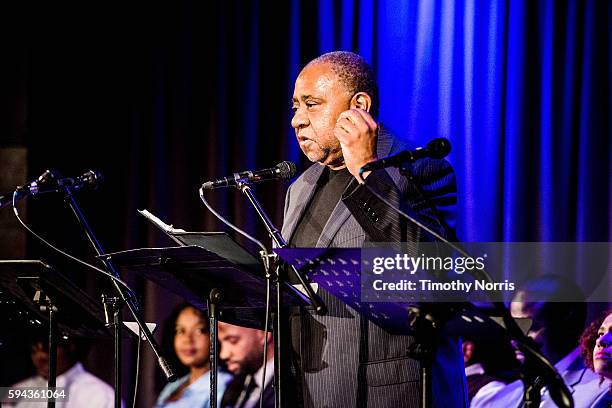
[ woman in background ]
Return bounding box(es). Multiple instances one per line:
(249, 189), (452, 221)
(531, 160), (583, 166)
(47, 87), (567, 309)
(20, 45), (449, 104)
(580, 310), (612, 407)
(155, 303), (232, 408)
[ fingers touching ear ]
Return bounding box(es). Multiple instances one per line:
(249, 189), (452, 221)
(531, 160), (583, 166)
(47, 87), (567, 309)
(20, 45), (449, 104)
(350, 92), (372, 113)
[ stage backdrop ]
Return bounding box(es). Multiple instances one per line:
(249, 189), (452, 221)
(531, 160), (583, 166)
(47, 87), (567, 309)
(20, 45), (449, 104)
(0, 0), (610, 407)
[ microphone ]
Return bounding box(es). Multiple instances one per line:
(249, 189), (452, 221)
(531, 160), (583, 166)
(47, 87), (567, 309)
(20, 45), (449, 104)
(360, 138), (451, 173)
(201, 161), (297, 190)
(55, 169), (104, 191)
(0, 170), (103, 208)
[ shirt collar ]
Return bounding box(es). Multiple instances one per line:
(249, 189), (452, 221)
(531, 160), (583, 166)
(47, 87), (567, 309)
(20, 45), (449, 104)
(554, 347), (581, 374)
(56, 362), (85, 387)
(252, 358), (274, 389)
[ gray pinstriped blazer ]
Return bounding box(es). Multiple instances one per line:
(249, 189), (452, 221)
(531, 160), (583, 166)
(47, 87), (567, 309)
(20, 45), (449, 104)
(282, 130), (467, 408)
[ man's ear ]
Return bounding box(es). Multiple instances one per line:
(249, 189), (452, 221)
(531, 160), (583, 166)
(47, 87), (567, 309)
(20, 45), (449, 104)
(350, 92), (372, 112)
(257, 331), (273, 346)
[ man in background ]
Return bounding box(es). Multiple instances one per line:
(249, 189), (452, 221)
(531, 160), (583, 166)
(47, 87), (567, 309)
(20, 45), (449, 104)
(6, 333), (117, 408)
(218, 322), (274, 408)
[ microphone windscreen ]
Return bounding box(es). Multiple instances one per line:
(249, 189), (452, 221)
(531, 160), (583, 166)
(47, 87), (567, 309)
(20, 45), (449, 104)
(276, 161), (297, 180)
(427, 138), (451, 159)
(81, 170), (104, 189)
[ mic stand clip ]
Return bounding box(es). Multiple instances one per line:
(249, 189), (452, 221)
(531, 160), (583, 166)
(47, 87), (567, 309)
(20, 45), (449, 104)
(31, 287), (59, 408)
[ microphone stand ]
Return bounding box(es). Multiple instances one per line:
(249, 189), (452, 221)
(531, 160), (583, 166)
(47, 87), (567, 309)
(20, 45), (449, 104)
(234, 180), (327, 408)
(61, 186), (176, 408)
(358, 164), (573, 408)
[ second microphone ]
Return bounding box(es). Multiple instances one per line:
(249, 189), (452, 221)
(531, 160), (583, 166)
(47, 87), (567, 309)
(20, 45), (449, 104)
(201, 161), (297, 190)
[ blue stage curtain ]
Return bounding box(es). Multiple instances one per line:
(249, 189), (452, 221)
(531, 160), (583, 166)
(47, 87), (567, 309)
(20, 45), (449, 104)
(289, 0), (611, 243)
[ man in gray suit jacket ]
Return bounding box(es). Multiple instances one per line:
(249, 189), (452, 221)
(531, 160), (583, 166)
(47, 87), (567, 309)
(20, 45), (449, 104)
(284, 51), (466, 407)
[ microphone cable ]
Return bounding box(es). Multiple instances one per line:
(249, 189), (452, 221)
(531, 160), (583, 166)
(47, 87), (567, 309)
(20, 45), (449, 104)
(11, 191), (136, 295)
(198, 187), (273, 408)
(198, 187), (268, 254)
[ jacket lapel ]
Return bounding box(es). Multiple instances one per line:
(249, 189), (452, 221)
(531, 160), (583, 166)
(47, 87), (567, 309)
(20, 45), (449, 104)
(282, 164), (324, 243)
(315, 198), (353, 247)
(284, 129), (397, 247)
(561, 362), (588, 396)
(549, 349), (586, 399)
(315, 129), (396, 247)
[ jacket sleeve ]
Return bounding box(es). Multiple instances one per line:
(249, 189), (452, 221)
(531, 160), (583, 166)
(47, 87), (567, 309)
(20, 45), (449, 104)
(341, 157), (457, 243)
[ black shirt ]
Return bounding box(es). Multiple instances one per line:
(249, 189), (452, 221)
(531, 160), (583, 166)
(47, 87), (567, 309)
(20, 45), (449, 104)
(289, 166), (353, 248)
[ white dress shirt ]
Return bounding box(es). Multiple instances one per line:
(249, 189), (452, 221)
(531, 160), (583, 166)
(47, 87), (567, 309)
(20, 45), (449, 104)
(240, 358), (274, 408)
(6, 362), (118, 408)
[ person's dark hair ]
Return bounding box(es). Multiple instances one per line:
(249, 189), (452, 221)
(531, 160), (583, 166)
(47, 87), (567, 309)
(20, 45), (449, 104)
(580, 310), (612, 392)
(160, 303), (209, 376)
(580, 310), (612, 370)
(307, 51), (379, 119)
(515, 274), (587, 346)
(28, 329), (90, 362)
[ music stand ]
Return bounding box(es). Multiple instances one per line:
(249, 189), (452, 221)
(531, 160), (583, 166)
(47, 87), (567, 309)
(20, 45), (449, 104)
(274, 248), (574, 408)
(0, 260), (110, 408)
(104, 242), (309, 407)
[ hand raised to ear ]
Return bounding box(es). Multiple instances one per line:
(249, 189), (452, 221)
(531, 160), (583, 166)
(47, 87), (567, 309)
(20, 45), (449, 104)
(333, 108), (378, 183)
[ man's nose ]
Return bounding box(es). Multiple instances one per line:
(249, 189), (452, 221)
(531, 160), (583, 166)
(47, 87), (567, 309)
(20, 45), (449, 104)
(219, 345), (229, 361)
(291, 109), (309, 129)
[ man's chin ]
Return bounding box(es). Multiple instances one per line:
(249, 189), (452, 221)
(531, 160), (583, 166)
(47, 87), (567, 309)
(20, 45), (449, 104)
(301, 150), (324, 164)
(301, 150), (345, 169)
(228, 367), (243, 376)
(317, 155), (345, 169)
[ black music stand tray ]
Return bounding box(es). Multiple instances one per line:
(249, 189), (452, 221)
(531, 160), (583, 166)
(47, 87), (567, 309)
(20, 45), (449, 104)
(0, 260), (110, 338)
(0, 260), (111, 408)
(103, 244), (309, 328)
(104, 240), (309, 407)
